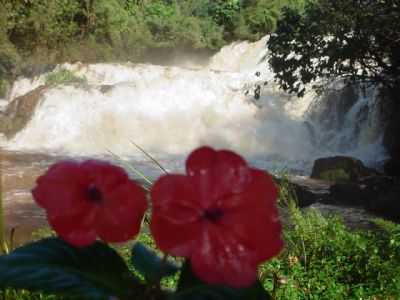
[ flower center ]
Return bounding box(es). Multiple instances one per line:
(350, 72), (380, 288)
(87, 184), (103, 203)
(203, 207), (224, 223)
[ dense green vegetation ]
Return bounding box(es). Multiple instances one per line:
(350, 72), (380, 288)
(263, 201), (400, 299)
(1, 178), (399, 300)
(268, 0), (400, 97)
(45, 69), (87, 86)
(0, 0), (307, 97)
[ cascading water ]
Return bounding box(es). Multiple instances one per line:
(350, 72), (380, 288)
(0, 36), (387, 175)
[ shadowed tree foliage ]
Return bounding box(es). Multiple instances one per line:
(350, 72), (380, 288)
(268, 0), (400, 97)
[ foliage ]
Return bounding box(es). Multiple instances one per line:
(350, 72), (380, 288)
(45, 69), (87, 86)
(5, 0), (82, 52)
(0, 5), (21, 92)
(0, 0), (307, 84)
(260, 180), (400, 299)
(0, 238), (142, 299)
(268, 0), (400, 97)
(2, 180), (400, 299)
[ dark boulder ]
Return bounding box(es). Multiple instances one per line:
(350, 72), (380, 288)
(360, 176), (400, 222)
(0, 86), (47, 138)
(311, 156), (379, 183)
(274, 176), (331, 207)
(326, 176), (400, 222)
(326, 183), (365, 206)
(383, 118), (400, 161)
(383, 158), (400, 177)
(382, 87), (400, 162)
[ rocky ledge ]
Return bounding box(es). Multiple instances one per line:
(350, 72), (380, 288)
(280, 156), (400, 230)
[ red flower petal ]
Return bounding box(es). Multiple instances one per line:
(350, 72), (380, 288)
(32, 161), (90, 216)
(32, 159), (147, 246)
(190, 226), (258, 287)
(221, 170), (283, 261)
(185, 147), (251, 207)
(80, 160), (129, 190)
(48, 210), (97, 247)
(95, 182), (147, 243)
(151, 213), (202, 257)
(151, 175), (203, 223)
(150, 174), (203, 256)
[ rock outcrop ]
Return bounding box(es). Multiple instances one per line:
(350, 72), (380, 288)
(311, 156), (379, 182)
(0, 85), (46, 138)
(277, 156), (400, 227)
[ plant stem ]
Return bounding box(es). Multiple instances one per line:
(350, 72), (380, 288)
(0, 147), (8, 254)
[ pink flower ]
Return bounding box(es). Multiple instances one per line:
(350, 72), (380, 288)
(32, 160), (147, 247)
(150, 146), (283, 287)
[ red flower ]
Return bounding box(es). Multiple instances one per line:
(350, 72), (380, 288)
(150, 146), (283, 288)
(32, 160), (147, 247)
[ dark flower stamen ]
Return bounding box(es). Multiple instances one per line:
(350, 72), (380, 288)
(87, 184), (103, 203)
(203, 207), (224, 222)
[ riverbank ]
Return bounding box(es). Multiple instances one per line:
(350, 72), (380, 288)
(1, 163), (399, 299)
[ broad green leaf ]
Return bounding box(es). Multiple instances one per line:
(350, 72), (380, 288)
(173, 261), (271, 300)
(0, 237), (143, 299)
(131, 242), (179, 282)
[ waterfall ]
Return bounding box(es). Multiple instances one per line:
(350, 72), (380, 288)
(0, 37), (387, 174)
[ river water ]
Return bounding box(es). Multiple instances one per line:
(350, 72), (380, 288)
(0, 36), (387, 243)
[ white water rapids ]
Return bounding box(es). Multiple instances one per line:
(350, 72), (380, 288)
(0, 36), (387, 175)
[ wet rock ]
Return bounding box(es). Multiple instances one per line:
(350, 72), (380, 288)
(275, 176), (331, 207)
(0, 86), (47, 138)
(360, 176), (400, 222)
(99, 84), (114, 94)
(382, 88), (400, 162)
(327, 182), (365, 206)
(383, 158), (400, 177)
(325, 176), (400, 222)
(311, 156), (379, 182)
(277, 172), (400, 224)
(383, 118), (400, 161)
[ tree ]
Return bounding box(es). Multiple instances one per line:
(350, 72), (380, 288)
(267, 0), (400, 97)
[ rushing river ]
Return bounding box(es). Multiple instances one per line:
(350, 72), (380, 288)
(0, 36), (387, 242)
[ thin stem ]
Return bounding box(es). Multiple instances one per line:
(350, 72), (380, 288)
(0, 148), (8, 254)
(130, 140), (169, 174)
(105, 149), (153, 188)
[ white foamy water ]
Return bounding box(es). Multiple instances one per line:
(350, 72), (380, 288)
(0, 37), (387, 174)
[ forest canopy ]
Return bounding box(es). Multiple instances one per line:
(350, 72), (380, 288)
(0, 1), (305, 82)
(267, 0), (400, 97)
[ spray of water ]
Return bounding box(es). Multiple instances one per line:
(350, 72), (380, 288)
(0, 37), (387, 173)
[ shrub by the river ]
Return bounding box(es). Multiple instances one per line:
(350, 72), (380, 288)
(45, 69), (87, 86)
(260, 179), (400, 299)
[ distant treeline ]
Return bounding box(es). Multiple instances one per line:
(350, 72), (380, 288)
(0, 0), (306, 96)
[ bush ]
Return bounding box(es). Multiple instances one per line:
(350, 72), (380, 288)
(92, 0), (130, 46)
(45, 69), (87, 86)
(6, 0), (81, 52)
(0, 0), (308, 74)
(261, 179), (400, 299)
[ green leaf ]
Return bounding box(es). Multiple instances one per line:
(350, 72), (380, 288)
(171, 283), (272, 300)
(173, 261), (271, 300)
(131, 242), (179, 282)
(0, 237), (143, 299)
